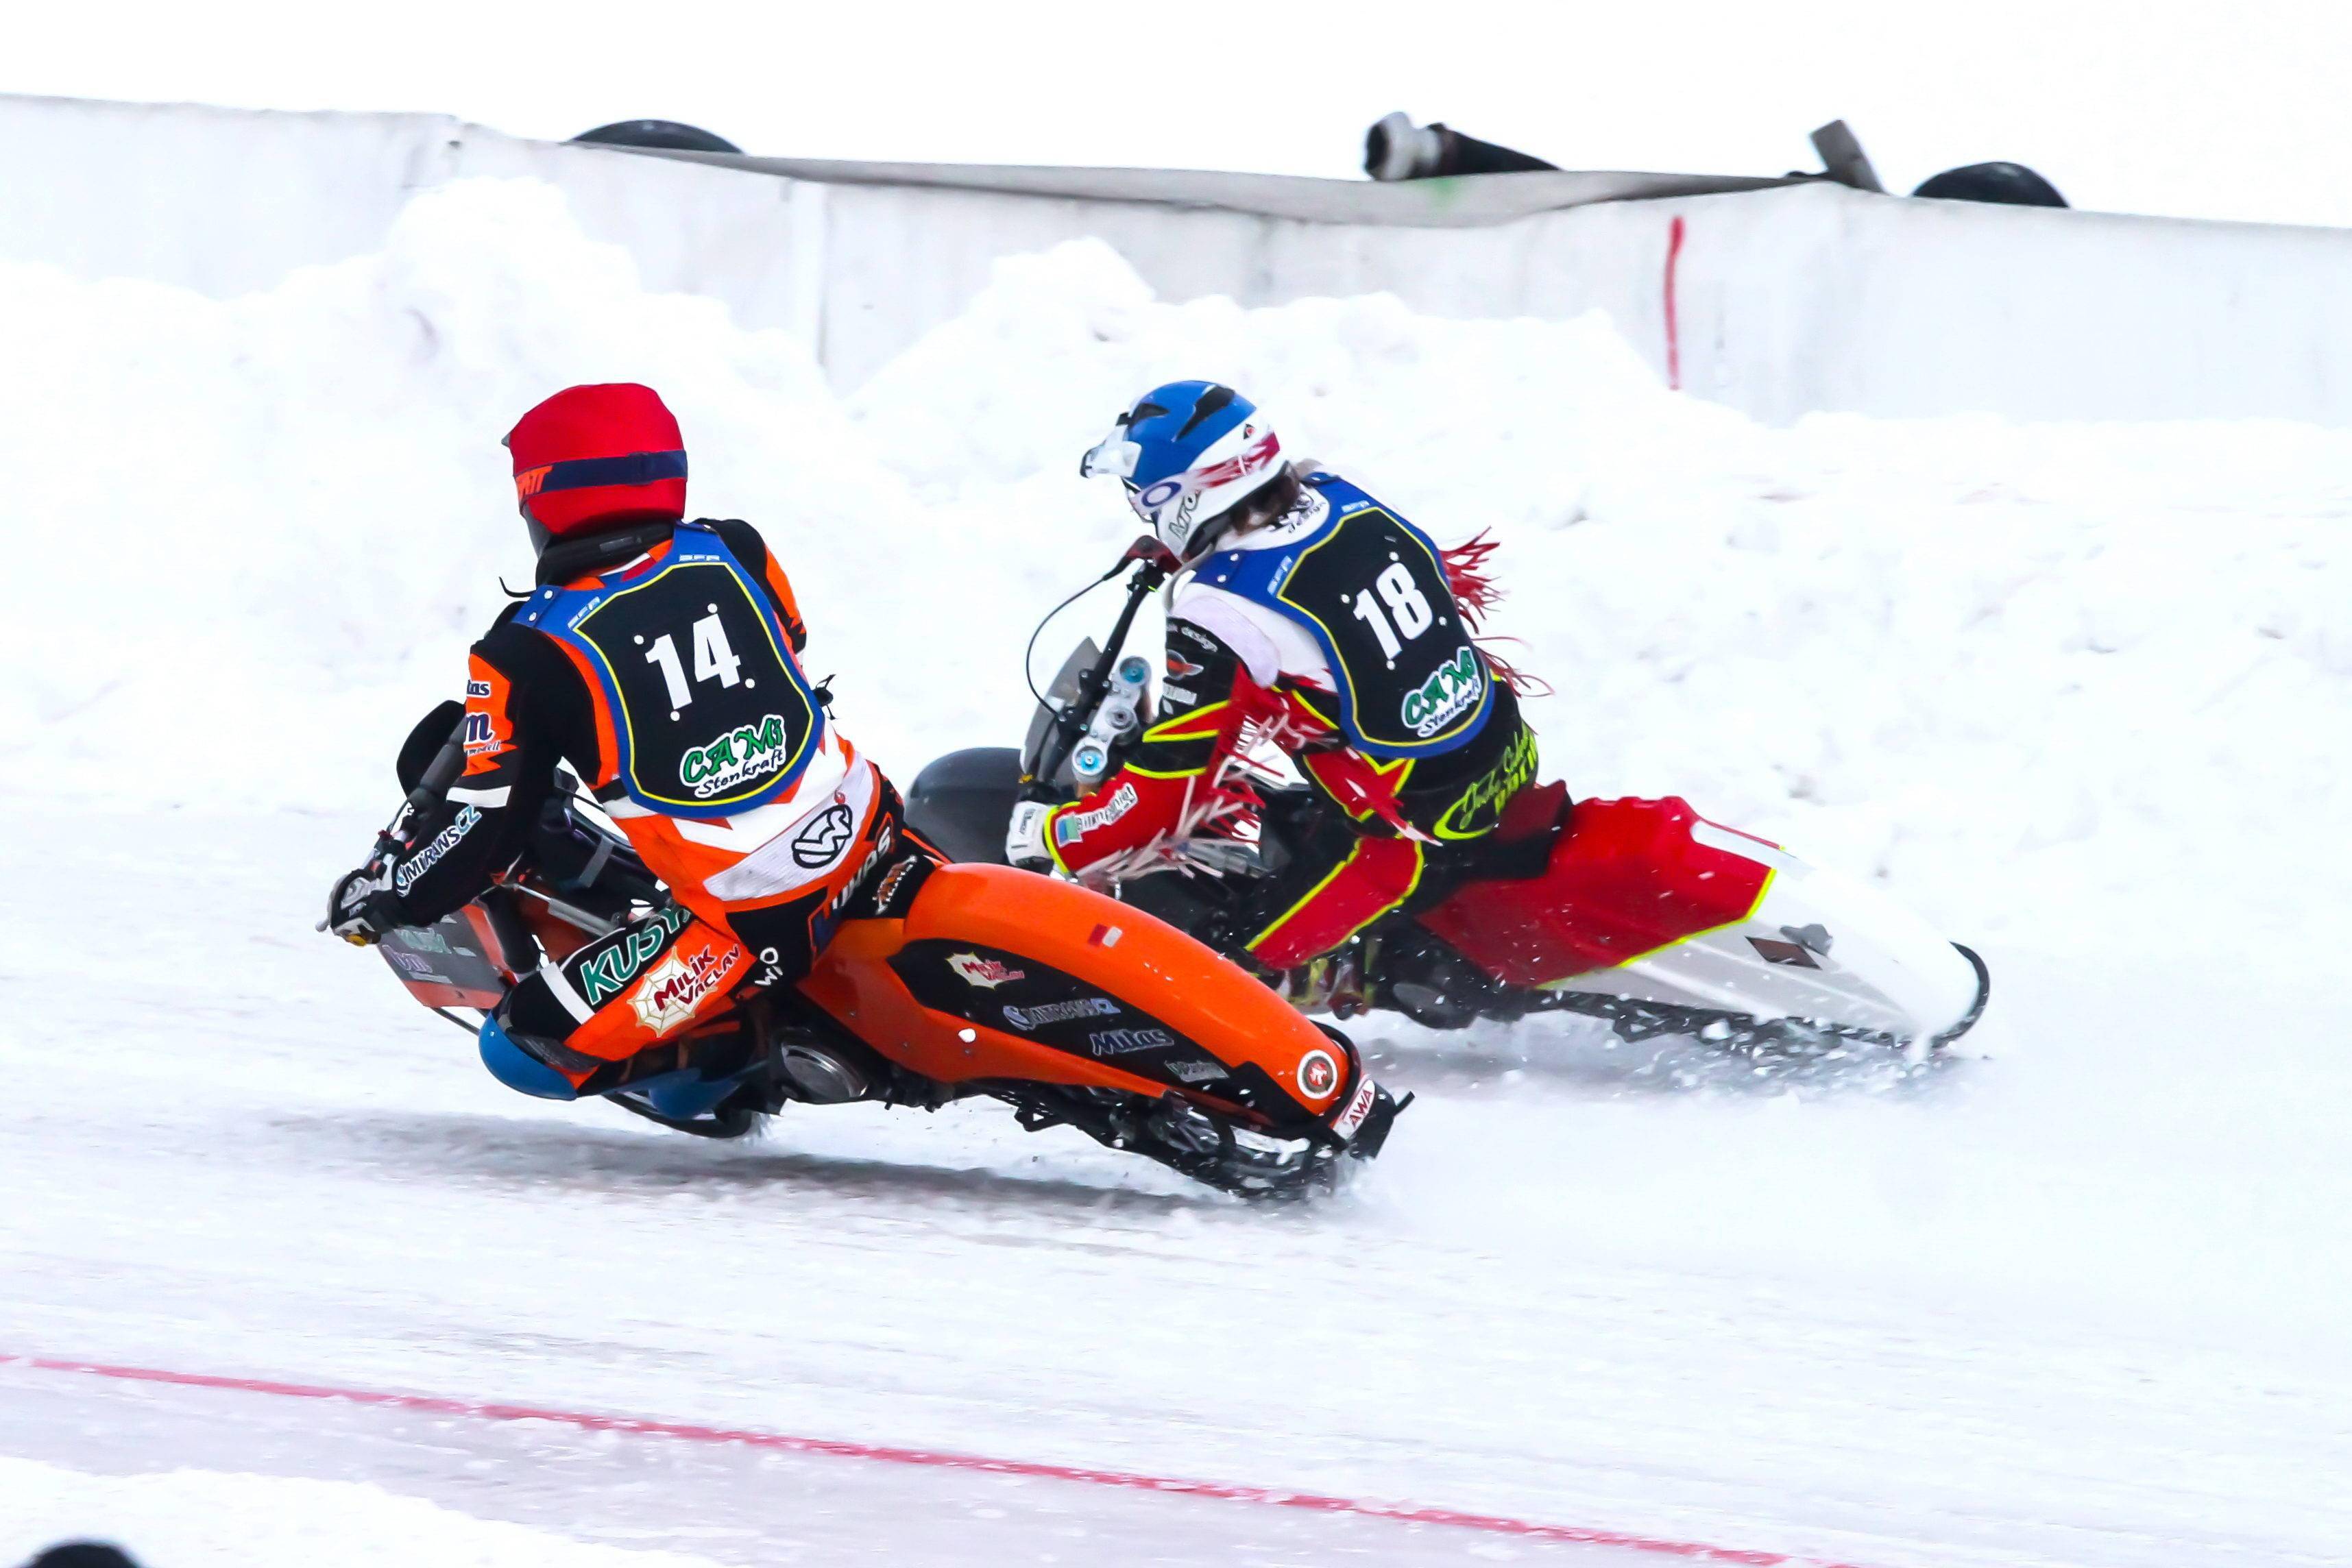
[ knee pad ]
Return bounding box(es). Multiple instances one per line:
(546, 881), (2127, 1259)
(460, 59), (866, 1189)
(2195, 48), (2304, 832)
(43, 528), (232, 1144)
(477, 1015), (582, 1101)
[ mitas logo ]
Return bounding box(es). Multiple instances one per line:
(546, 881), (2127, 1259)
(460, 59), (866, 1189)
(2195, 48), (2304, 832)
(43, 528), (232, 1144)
(629, 945), (738, 1033)
(947, 952), (1025, 989)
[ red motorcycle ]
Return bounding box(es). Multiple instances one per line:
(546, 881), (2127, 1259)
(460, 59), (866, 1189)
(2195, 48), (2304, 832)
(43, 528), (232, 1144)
(910, 543), (1989, 1055)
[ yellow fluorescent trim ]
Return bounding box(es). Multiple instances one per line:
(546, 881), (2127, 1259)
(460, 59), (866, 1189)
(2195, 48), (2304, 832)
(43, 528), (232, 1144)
(1248, 842), (1368, 949)
(1142, 700), (1232, 742)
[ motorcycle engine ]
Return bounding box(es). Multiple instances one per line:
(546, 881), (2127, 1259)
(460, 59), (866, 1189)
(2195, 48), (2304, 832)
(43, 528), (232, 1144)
(772, 1042), (872, 1105)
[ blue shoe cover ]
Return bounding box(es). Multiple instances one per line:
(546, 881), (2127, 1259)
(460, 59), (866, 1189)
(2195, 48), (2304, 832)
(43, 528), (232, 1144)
(627, 1067), (742, 1123)
(477, 1016), (581, 1101)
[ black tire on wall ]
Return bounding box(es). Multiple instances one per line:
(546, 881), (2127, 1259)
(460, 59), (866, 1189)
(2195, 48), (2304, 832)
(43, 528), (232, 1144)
(1911, 162), (2068, 208)
(571, 121), (742, 155)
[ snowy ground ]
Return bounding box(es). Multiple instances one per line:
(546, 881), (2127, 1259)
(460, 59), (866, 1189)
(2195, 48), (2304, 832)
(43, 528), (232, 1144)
(3, 181), (2349, 1564)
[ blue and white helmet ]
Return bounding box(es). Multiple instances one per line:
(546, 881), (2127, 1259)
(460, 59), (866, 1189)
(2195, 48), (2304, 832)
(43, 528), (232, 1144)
(1079, 381), (1287, 558)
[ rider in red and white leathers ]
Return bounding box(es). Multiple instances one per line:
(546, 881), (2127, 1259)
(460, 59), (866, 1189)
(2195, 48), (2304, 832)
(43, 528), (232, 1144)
(1008, 382), (1540, 1001)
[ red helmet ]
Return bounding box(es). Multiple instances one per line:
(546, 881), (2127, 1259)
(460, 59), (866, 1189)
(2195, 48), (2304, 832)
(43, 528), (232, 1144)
(504, 383), (688, 549)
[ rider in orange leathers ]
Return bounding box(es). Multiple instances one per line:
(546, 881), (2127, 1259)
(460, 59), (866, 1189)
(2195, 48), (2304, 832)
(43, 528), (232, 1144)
(329, 383), (933, 1097)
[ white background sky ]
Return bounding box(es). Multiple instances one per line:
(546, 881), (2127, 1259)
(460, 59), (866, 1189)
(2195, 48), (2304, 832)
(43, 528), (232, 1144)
(8, 0), (2352, 228)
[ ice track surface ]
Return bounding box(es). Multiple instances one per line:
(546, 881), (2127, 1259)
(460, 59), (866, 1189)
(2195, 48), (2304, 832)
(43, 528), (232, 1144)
(4, 813), (2349, 1567)
(5, 178), (2351, 1563)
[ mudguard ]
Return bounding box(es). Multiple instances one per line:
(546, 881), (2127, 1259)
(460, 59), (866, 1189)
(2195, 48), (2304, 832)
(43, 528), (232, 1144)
(798, 863), (1361, 1131)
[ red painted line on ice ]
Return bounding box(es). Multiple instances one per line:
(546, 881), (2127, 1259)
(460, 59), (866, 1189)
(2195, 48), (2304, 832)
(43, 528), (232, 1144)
(1664, 214), (1688, 391)
(6, 1352), (1881, 1567)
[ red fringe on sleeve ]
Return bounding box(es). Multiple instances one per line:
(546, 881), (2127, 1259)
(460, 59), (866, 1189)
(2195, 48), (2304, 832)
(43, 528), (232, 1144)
(1442, 532), (1552, 698)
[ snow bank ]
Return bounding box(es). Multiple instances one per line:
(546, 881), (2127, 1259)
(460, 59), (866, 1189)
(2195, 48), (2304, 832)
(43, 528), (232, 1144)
(0, 1456), (721, 1567)
(1, 177), (2344, 957)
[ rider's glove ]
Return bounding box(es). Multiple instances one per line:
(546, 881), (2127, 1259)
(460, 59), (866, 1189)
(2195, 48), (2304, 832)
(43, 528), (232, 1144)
(326, 867), (404, 946)
(1005, 800), (1053, 871)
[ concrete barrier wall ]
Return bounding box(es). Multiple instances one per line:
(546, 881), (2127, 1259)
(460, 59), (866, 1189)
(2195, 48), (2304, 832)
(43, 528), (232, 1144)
(7, 92), (2351, 426)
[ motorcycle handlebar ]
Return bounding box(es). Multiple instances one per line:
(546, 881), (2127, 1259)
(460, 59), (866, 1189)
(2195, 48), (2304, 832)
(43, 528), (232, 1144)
(1022, 541), (1176, 802)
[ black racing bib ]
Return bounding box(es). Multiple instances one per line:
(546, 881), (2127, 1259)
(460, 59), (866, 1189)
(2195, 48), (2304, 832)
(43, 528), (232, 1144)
(524, 529), (823, 816)
(1201, 480), (1491, 757)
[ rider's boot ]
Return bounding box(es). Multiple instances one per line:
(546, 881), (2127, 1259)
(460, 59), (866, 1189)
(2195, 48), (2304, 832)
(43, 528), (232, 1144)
(1268, 939), (1374, 1019)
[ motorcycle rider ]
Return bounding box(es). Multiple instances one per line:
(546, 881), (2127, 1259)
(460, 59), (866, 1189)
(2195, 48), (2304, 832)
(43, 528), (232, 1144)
(1006, 380), (1542, 1011)
(329, 382), (932, 1099)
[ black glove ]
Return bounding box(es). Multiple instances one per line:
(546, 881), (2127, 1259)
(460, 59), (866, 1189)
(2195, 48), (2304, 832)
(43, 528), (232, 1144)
(326, 867), (405, 946)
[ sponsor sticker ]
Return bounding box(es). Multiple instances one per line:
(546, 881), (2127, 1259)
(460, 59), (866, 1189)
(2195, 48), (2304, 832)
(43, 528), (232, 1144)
(1002, 996), (1121, 1032)
(1161, 684), (1198, 709)
(461, 712), (498, 753)
(1165, 653), (1204, 680)
(387, 950), (437, 978)
(1296, 1048), (1340, 1100)
(794, 799), (858, 869)
(947, 952), (1025, 989)
(394, 927), (452, 954)
(826, 823), (895, 916)
(1054, 781), (1137, 846)
(629, 944), (739, 1033)
(1399, 647), (1485, 738)
(465, 679), (493, 699)
(577, 903), (692, 1005)
(1087, 924), (1123, 949)
(1089, 1027), (1176, 1057)
(1167, 1058), (1230, 1086)
(1747, 936), (1821, 969)
(393, 805), (481, 893)
(871, 855), (917, 916)
(680, 713), (793, 800)
(1433, 724), (1539, 841)
(1331, 1077), (1379, 1140)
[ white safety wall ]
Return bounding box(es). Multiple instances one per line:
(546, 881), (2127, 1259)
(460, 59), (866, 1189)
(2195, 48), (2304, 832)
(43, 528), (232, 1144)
(7, 91), (2352, 425)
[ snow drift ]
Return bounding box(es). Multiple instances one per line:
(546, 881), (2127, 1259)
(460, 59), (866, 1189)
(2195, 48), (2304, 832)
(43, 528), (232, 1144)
(2, 176), (2344, 959)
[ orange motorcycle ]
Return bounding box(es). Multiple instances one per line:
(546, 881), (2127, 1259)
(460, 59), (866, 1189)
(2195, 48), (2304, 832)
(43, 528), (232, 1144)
(350, 725), (1402, 1200)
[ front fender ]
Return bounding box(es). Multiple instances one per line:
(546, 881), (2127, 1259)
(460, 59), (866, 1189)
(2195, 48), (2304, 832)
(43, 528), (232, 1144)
(801, 863), (1357, 1129)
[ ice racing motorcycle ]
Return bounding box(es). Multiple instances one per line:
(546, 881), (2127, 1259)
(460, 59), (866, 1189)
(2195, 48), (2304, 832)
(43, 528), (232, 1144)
(908, 541), (1990, 1056)
(337, 706), (1403, 1201)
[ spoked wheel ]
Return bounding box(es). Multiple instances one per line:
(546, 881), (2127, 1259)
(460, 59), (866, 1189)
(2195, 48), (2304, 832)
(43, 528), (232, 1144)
(994, 1084), (1381, 1201)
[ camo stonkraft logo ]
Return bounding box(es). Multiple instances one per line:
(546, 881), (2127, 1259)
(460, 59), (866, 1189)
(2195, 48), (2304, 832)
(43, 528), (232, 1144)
(1399, 648), (1484, 738)
(679, 714), (790, 799)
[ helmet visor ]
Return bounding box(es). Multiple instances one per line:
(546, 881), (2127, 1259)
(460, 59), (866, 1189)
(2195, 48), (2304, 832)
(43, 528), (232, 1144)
(1078, 432), (1141, 480)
